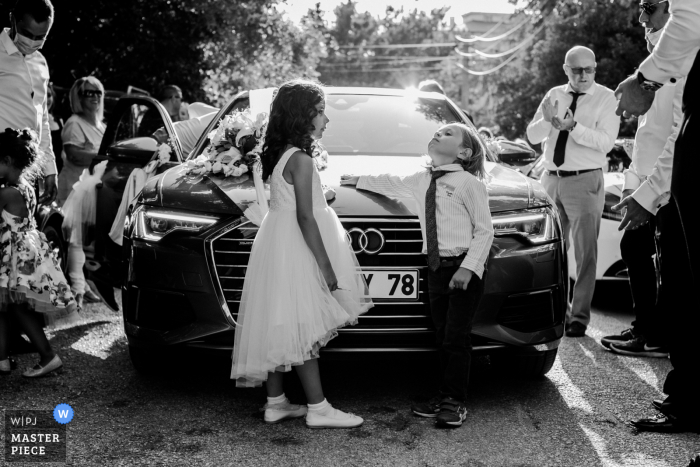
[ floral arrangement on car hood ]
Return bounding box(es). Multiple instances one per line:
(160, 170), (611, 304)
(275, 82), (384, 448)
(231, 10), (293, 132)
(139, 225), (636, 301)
(184, 109), (268, 178)
(146, 139), (176, 174)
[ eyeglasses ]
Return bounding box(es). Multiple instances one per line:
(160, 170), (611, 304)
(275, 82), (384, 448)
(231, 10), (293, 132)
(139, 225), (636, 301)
(79, 89), (103, 98)
(640, 0), (668, 15)
(566, 65), (597, 75)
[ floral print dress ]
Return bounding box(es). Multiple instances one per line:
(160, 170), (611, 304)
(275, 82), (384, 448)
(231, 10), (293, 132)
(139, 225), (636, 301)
(0, 180), (76, 319)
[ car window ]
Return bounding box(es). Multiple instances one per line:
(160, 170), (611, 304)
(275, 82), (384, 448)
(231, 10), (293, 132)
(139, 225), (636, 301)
(323, 95), (461, 156)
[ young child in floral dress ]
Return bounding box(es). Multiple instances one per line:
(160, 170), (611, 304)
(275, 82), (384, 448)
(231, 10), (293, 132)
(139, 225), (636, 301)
(0, 128), (76, 378)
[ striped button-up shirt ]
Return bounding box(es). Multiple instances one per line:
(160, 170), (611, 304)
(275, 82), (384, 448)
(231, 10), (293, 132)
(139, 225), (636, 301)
(0, 28), (56, 175)
(357, 164), (494, 278)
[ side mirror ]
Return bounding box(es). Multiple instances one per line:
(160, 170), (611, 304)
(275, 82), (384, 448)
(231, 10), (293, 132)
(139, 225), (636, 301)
(106, 137), (159, 164)
(494, 140), (538, 167)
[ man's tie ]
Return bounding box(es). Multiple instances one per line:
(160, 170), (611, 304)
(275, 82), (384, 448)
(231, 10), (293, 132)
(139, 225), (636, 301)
(552, 92), (584, 167)
(426, 170), (447, 272)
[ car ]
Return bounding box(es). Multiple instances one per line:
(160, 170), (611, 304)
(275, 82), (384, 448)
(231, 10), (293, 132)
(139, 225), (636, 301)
(114, 88), (568, 377)
(515, 141), (632, 281)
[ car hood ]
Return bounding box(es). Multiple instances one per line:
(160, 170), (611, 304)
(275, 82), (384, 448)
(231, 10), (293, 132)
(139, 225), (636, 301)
(142, 157), (545, 217)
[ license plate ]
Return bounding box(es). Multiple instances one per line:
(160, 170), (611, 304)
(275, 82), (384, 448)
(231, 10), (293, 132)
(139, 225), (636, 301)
(362, 270), (419, 300)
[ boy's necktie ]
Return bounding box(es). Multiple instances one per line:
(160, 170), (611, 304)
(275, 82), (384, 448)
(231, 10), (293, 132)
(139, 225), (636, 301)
(426, 170), (447, 272)
(552, 92), (584, 167)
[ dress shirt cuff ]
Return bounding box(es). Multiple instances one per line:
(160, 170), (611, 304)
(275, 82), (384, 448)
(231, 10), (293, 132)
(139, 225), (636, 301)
(638, 59), (672, 86)
(356, 176), (370, 191)
(459, 257), (484, 279)
(623, 169), (642, 192)
(632, 182), (663, 215)
(42, 157), (58, 176)
(569, 120), (586, 140)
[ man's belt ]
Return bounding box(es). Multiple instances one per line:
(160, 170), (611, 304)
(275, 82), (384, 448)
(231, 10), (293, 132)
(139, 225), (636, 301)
(546, 168), (601, 177)
(437, 253), (467, 269)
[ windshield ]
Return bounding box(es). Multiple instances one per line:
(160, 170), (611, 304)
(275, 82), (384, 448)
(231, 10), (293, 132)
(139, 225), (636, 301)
(189, 92), (494, 161)
(323, 94), (462, 156)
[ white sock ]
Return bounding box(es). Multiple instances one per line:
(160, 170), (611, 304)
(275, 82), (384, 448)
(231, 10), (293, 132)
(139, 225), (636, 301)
(267, 393), (287, 406)
(307, 398), (330, 413)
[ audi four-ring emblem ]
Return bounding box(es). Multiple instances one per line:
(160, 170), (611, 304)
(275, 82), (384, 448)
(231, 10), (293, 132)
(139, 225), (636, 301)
(345, 228), (385, 255)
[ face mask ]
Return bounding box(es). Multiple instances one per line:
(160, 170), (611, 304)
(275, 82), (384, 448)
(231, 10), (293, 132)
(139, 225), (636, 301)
(646, 28), (663, 46)
(11, 18), (46, 55)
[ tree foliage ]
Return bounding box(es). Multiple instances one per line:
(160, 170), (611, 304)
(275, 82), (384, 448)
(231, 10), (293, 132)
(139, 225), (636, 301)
(492, 0), (647, 139)
(1, 0), (326, 104)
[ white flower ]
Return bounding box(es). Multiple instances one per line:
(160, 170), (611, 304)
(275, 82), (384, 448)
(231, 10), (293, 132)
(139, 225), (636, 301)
(212, 161), (223, 173)
(232, 166), (244, 177)
(216, 147), (243, 164)
(204, 161), (213, 172)
(239, 164), (248, 174)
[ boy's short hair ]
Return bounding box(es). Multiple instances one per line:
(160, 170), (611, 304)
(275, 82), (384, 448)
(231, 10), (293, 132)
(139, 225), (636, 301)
(12, 0), (54, 22)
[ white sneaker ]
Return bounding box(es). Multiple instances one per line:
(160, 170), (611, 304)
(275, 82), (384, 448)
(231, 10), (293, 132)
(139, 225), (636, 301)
(263, 399), (307, 424)
(306, 404), (363, 429)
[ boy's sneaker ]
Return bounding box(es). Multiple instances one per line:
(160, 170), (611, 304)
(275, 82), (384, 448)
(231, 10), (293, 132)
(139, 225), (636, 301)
(411, 397), (441, 418)
(262, 399), (307, 424)
(610, 337), (669, 358)
(435, 398), (467, 428)
(601, 328), (636, 349)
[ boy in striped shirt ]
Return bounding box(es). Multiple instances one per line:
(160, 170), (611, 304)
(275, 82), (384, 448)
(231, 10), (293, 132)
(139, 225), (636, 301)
(341, 123), (494, 427)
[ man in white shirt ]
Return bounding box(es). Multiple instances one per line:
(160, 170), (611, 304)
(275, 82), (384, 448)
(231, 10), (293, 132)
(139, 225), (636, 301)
(615, 0), (700, 435)
(527, 46), (620, 338)
(601, 0), (682, 359)
(0, 0), (57, 203)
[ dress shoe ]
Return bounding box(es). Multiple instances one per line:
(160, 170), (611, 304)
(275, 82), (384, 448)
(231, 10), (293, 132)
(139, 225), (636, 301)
(306, 404), (363, 429)
(22, 355), (63, 378)
(630, 413), (700, 433)
(651, 398), (665, 411)
(565, 322), (587, 337)
(0, 358), (11, 375)
(90, 277), (120, 312)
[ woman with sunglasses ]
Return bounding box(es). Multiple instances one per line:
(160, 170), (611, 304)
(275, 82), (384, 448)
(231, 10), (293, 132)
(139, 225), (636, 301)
(57, 76), (106, 309)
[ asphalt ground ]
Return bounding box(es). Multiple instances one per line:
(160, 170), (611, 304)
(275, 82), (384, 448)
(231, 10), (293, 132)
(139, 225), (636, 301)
(1, 283), (698, 467)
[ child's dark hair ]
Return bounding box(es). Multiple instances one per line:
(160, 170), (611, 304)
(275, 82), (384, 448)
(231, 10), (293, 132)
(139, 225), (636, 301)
(453, 123), (487, 179)
(0, 128), (42, 179)
(261, 79), (324, 181)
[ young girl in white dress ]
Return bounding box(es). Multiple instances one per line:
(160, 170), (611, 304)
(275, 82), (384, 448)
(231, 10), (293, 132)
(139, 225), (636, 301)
(0, 128), (77, 378)
(231, 80), (373, 428)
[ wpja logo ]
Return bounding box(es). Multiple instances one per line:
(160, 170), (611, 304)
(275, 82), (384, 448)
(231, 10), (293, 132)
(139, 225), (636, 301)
(4, 405), (71, 463)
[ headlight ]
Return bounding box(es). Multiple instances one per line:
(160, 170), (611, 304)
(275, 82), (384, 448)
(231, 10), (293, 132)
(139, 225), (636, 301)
(492, 207), (558, 244)
(132, 205), (220, 242)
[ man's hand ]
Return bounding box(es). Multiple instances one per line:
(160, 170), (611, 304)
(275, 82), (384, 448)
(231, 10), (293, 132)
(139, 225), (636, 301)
(449, 267), (473, 291)
(612, 194), (652, 231)
(542, 98), (559, 123)
(552, 109), (575, 131)
(340, 174), (359, 185)
(614, 75), (655, 118)
(38, 174), (57, 205)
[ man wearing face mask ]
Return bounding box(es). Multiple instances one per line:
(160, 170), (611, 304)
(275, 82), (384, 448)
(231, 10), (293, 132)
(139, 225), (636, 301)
(0, 0), (58, 203)
(601, 0), (683, 360)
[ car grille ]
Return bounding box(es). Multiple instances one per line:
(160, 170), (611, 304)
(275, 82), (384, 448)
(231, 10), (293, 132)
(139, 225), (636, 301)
(210, 218), (432, 335)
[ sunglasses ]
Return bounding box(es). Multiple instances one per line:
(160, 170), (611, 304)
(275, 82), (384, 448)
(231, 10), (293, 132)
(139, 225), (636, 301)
(79, 89), (103, 98)
(640, 0), (668, 15)
(566, 66), (597, 75)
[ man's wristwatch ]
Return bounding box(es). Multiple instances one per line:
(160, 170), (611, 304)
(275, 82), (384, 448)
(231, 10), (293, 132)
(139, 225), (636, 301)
(637, 72), (663, 92)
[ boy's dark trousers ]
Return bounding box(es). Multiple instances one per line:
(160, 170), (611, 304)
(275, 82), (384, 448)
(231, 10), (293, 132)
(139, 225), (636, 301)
(427, 260), (484, 403)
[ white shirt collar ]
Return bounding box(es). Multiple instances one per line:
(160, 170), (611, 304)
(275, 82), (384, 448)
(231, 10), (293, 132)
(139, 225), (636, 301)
(431, 163), (464, 173)
(565, 81), (597, 96)
(1, 28), (21, 56)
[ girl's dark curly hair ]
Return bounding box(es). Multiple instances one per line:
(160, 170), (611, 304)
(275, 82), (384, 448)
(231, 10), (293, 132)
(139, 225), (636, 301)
(261, 79), (324, 181)
(0, 128), (42, 180)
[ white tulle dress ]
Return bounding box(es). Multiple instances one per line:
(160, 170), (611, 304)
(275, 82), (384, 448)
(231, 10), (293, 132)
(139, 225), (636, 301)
(231, 147), (373, 387)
